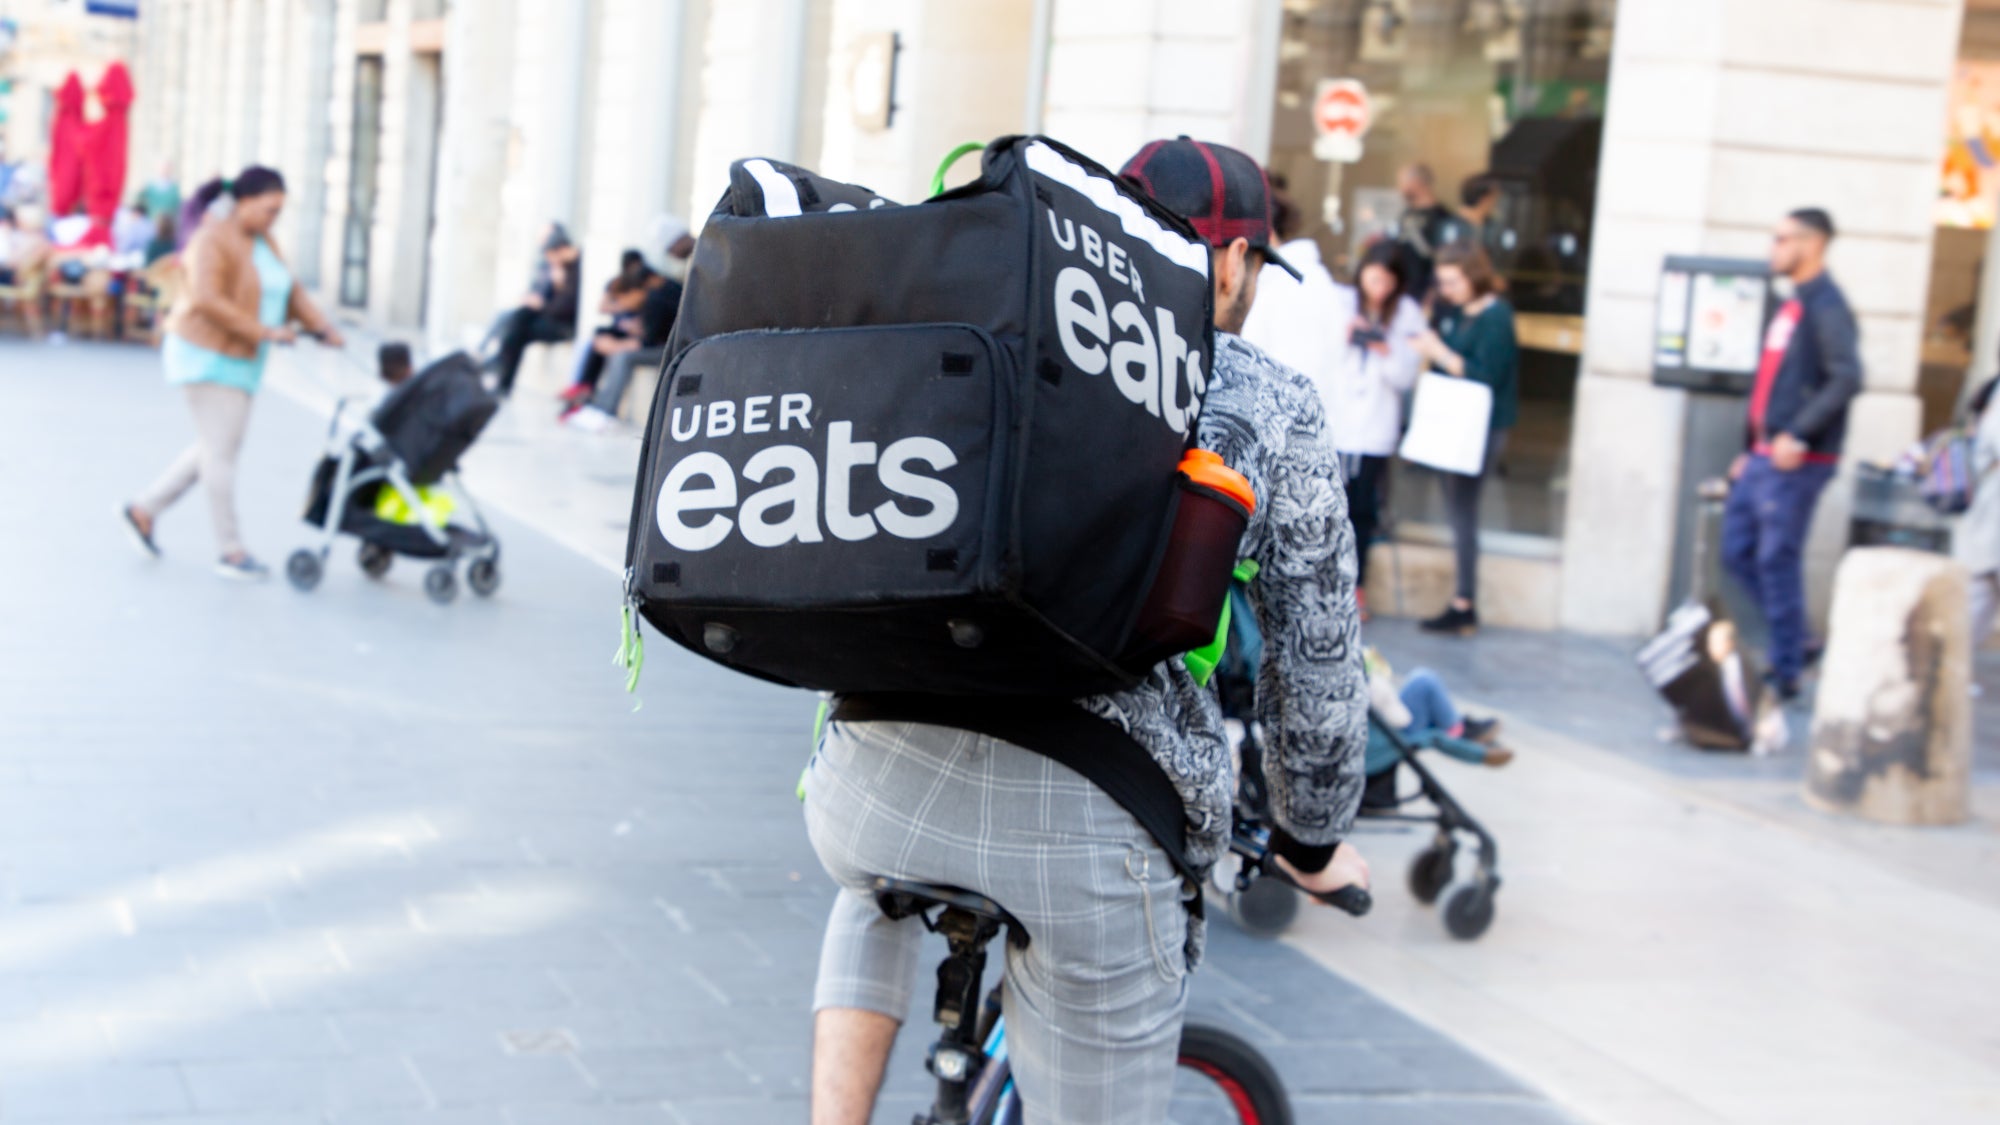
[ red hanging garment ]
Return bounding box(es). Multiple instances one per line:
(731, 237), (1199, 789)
(82, 62), (134, 248)
(47, 73), (88, 219)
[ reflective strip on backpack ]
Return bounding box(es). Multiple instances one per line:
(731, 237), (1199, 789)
(741, 159), (803, 217)
(1024, 141), (1209, 279)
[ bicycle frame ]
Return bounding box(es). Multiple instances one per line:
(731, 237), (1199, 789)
(899, 822), (1367, 1124)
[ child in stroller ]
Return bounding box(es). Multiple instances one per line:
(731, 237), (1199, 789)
(286, 349), (502, 604)
(1215, 590), (1506, 941)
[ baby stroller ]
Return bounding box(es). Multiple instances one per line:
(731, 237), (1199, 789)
(1212, 589), (1503, 942)
(287, 351), (503, 604)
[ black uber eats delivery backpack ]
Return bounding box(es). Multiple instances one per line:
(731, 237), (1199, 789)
(622, 136), (1250, 700)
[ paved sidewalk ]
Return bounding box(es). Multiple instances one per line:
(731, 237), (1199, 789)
(1292, 619), (2000, 1125)
(253, 339), (2000, 1124)
(1, 341), (1574, 1123)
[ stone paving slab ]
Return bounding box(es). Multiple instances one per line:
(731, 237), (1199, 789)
(0, 343), (1573, 1123)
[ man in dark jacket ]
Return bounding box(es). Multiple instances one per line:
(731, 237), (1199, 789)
(1395, 162), (1460, 302)
(1722, 207), (1862, 699)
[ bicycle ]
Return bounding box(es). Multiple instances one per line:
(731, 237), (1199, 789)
(871, 814), (1371, 1125)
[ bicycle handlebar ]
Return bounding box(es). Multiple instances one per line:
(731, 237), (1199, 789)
(1228, 828), (1373, 917)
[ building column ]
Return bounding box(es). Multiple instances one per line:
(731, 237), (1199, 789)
(492, 1), (592, 314)
(219, 0), (262, 170)
(810, 0), (1029, 204)
(1038, 0), (1276, 169)
(277, 0), (337, 292)
(179, 0), (225, 183)
(575, 0), (694, 318)
(686, 0), (820, 223)
(1558, 0), (1963, 636)
(423, 0), (518, 353)
(318, 0), (360, 297)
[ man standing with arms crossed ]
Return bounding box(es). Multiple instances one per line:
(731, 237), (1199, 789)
(803, 138), (1372, 1124)
(1723, 208), (1863, 702)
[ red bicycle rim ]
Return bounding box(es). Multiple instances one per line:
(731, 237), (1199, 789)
(1179, 1057), (1262, 1125)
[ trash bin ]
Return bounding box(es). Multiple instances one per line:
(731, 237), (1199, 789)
(1849, 464), (1952, 554)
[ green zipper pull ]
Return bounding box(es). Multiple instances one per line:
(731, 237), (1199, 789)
(612, 572), (645, 710)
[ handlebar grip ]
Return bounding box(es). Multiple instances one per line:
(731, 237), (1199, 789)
(1314, 884), (1373, 917)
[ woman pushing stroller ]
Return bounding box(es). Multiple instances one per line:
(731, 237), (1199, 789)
(121, 166), (344, 579)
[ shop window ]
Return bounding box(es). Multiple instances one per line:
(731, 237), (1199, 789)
(1266, 0), (1616, 543)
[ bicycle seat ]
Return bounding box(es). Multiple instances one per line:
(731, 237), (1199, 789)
(872, 877), (1023, 934)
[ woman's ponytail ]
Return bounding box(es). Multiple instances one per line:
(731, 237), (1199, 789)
(177, 176), (227, 248)
(175, 167), (287, 248)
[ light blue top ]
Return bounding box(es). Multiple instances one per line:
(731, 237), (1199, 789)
(163, 236), (293, 394)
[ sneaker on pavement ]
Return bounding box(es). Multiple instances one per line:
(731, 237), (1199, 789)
(214, 554), (271, 582)
(566, 406), (614, 433)
(1460, 715), (1501, 745)
(121, 505), (161, 560)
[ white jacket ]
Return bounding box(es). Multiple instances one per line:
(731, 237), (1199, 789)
(1240, 239), (1423, 457)
(1320, 288), (1425, 457)
(1954, 389), (2000, 575)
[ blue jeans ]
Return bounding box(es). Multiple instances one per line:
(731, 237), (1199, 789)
(1721, 454), (1837, 684)
(1400, 669), (1460, 735)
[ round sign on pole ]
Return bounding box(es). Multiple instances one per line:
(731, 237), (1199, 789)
(1312, 79), (1371, 164)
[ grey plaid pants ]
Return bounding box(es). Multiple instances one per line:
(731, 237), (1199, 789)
(805, 719), (1191, 1124)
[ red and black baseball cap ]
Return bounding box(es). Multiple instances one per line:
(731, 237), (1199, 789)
(1120, 136), (1301, 281)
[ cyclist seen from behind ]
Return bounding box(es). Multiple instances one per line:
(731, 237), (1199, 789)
(803, 138), (1372, 1124)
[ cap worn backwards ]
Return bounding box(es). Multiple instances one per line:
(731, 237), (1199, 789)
(1119, 136), (1301, 281)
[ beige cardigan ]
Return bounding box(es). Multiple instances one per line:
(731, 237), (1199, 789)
(163, 222), (329, 358)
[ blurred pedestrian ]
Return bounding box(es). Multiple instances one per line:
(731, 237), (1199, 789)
(1244, 184), (1411, 616)
(565, 214), (696, 431)
(1458, 174), (1501, 256)
(489, 222), (582, 396)
(122, 166), (345, 580)
(1722, 208), (1862, 700)
(140, 159), (181, 225)
(1957, 375), (2000, 653)
(1239, 177), (1336, 376)
(1413, 244), (1518, 637)
(1394, 162), (1458, 302)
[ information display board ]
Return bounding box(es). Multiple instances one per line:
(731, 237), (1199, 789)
(1651, 256), (1776, 395)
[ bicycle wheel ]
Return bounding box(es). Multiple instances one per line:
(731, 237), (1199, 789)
(1170, 1022), (1293, 1125)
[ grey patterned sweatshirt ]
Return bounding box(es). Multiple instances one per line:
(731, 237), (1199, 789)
(1083, 332), (1368, 878)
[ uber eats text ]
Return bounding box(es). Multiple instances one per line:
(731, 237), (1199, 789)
(654, 393), (959, 552)
(1047, 208), (1203, 436)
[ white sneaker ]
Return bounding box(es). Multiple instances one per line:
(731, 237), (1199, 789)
(214, 554), (271, 582)
(567, 406), (613, 433)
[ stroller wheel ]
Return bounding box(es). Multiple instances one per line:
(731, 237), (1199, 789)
(285, 549), (323, 593)
(1225, 875), (1301, 939)
(424, 564), (458, 605)
(357, 542), (393, 579)
(1407, 844), (1455, 906)
(466, 557), (501, 598)
(1442, 882), (1497, 941)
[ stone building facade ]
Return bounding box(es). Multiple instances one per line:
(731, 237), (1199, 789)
(122, 0), (1984, 638)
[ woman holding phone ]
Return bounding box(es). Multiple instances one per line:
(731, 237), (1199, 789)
(122, 165), (344, 579)
(1324, 244), (1425, 618)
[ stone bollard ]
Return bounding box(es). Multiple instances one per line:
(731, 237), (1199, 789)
(1804, 547), (1973, 825)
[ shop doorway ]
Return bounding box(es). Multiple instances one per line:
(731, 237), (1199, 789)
(1264, 0), (1616, 546)
(1925, 4), (2000, 434)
